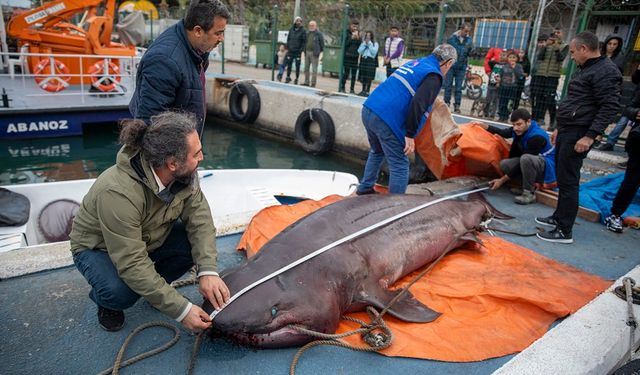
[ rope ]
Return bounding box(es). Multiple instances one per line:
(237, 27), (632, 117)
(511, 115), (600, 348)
(97, 321), (180, 375)
(482, 225), (545, 237)
(99, 267), (200, 375)
(625, 277), (639, 362)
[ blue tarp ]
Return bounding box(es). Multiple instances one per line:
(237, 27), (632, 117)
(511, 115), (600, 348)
(579, 172), (640, 223)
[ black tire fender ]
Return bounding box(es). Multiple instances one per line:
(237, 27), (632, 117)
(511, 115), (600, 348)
(294, 108), (335, 155)
(229, 82), (261, 123)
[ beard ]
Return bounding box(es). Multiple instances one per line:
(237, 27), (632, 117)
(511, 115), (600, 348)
(172, 165), (198, 190)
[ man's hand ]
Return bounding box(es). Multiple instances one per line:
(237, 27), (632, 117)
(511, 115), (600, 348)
(470, 121), (488, 130)
(488, 175), (509, 190)
(383, 57), (390, 65)
(635, 111), (640, 121)
(199, 275), (230, 310)
(181, 304), (212, 333)
(574, 136), (594, 153)
(550, 129), (557, 145)
(404, 137), (415, 155)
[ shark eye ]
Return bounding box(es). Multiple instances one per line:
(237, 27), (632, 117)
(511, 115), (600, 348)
(271, 307), (278, 317)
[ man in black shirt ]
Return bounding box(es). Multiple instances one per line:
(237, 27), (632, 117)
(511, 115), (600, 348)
(536, 31), (622, 244)
(475, 108), (556, 205)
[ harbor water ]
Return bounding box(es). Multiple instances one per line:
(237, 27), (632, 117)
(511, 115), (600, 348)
(0, 120), (363, 185)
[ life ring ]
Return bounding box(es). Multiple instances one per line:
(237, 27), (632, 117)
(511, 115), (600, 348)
(229, 82), (261, 123)
(294, 108), (335, 155)
(88, 60), (122, 92)
(33, 58), (71, 93)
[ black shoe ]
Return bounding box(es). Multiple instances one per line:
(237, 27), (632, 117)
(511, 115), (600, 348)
(617, 161), (628, 169)
(595, 143), (614, 151)
(454, 106), (461, 114)
(535, 215), (558, 227)
(356, 188), (378, 196)
(349, 89), (356, 94)
(294, 79), (298, 85)
(98, 305), (124, 332)
(285, 77), (292, 83)
(338, 88), (346, 93)
(536, 227), (573, 244)
(301, 82), (309, 86)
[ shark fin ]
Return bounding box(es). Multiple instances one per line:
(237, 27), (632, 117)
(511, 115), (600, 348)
(460, 231), (483, 245)
(359, 288), (441, 323)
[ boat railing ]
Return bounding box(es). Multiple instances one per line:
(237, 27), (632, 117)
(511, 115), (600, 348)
(0, 49), (144, 103)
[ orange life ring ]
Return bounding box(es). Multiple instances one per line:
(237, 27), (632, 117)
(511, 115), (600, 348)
(33, 58), (71, 93)
(88, 60), (121, 92)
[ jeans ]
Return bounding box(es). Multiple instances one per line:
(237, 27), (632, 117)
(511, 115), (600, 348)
(499, 154), (546, 192)
(605, 116), (631, 147)
(612, 130), (640, 216)
(553, 129), (589, 233)
(358, 107), (409, 194)
(443, 64), (465, 107)
(73, 221), (194, 311)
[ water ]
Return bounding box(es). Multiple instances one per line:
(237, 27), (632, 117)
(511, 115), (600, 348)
(0, 121), (363, 185)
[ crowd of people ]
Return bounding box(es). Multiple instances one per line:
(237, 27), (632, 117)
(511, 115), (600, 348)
(68, 0), (638, 336)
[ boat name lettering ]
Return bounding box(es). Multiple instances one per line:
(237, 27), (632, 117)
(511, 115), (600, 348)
(8, 144), (71, 158)
(6, 120), (69, 133)
(25, 3), (67, 24)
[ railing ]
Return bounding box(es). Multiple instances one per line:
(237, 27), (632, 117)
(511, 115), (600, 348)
(0, 49), (145, 104)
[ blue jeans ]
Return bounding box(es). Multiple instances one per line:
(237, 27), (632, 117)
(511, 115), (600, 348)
(605, 116), (630, 146)
(73, 221), (194, 311)
(358, 107), (409, 194)
(443, 64), (465, 106)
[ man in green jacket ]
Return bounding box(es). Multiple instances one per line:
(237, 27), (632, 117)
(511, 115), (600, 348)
(531, 30), (568, 130)
(70, 111), (229, 333)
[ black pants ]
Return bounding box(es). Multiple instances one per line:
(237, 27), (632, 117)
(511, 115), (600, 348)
(285, 53), (301, 80)
(340, 58), (358, 91)
(531, 76), (559, 127)
(612, 130), (640, 216)
(553, 129), (589, 233)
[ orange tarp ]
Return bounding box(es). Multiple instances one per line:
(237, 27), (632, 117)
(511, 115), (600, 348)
(237, 197), (611, 361)
(415, 100), (511, 180)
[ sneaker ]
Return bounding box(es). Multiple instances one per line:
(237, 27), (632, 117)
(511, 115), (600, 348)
(514, 190), (536, 205)
(454, 106), (461, 114)
(301, 82), (309, 86)
(536, 227), (573, 244)
(276, 74), (282, 82)
(509, 187), (523, 196)
(349, 89), (356, 94)
(98, 305), (124, 332)
(356, 188), (378, 196)
(535, 215), (558, 227)
(294, 79), (298, 85)
(338, 88), (346, 93)
(285, 77), (292, 83)
(595, 143), (614, 151)
(617, 161), (627, 169)
(605, 214), (624, 233)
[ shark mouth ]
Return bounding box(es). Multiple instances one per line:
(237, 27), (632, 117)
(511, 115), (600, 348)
(210, 324), (316, 348)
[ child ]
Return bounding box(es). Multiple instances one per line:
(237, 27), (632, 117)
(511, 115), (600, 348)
(497, 50), (524, 121)
(484, 49), (507, 119)
(276, 44), (287, 82)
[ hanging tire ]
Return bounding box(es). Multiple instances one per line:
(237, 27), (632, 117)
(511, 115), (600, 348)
(294, 108), (335, 155)
(229, 82), (261, 123)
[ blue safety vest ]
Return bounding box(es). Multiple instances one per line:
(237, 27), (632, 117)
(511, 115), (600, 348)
(514, 120), (556, 184)
(364, 54), (443, 144)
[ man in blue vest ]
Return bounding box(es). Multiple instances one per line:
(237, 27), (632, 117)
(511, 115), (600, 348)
(475, 108), (556, 204)
(356, 44), (457, 194)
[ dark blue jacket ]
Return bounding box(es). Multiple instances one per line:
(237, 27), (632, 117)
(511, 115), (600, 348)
(446, 31), (473, 68)
(129, 20), (209, 136)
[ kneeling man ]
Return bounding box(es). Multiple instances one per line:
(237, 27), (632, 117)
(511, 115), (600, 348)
(70, 111), (229, 333)
(476, 108), (556, 204)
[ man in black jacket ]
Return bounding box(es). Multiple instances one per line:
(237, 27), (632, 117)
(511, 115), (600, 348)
(339, 20), (361, 94)
(285, 17), (306, 84)
(129, 0), (230, 138)
(536, 31), (622, 244)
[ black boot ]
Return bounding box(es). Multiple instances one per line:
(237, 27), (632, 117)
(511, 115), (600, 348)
(97, 305), (125, 332)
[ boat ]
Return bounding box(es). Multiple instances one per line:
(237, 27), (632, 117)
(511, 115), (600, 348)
(0, 168), (358, 278)
(0, 0), (143, 139)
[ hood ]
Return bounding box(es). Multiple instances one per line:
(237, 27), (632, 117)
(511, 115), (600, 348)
(602, 34), (623, 57)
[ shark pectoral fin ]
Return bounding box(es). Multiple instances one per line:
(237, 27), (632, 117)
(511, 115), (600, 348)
(361, 288), (441, 323)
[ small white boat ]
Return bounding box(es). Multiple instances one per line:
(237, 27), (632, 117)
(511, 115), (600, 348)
(0, 169), (357, 278)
